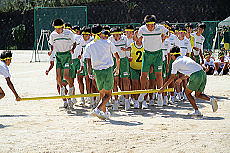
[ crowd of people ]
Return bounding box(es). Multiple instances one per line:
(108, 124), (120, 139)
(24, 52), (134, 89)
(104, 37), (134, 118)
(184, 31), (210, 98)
(1, 14), (226, 120)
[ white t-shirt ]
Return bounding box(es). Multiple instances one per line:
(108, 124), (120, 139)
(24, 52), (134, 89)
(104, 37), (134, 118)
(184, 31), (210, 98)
(171, 56), (202, 76)
(0, 61), (11, 78)
(168, 34), (180, 48)
(203, 58), (215, 68)
(138, 24), (168, 52)
(178, 38), (192, 56)
(49, 29), (75, 53)
(214, 56), (229, 68)
(192, 33), (205, 55)
(83, 39), (117, 70)
(162, 39), (170, 61)
(109, 35), (128, 58)
(73, 37), (94, 59)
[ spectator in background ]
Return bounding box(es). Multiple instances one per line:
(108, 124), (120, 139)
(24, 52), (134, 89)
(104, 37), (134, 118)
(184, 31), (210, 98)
(202, 53), (215, 75)
(213, 52), (229, 75)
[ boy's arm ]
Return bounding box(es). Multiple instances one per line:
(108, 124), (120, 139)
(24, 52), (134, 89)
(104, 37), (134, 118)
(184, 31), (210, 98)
(71, 42), (77, 54)
(86, 58), (94, 79)
(159, 74), (176, 93)
(199, 49), (204, 64)
(46, 61), (54, 75)
(113, 52), (120, 76)
(5, 77), (20, 101)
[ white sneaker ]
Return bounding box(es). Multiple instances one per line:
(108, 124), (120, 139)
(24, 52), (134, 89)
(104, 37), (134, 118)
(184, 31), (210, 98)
(138, 93), (147, 102)
(157, 94), (164, 107)
(63, 101), (68, 108)
(125, 99), (130, 111)
(91, 108), (106, 120)
(142, 100), (148, 109)
(149, 99), (155, 106)
(68, 99), (74, 110)
(68, 87), (74, 95)
(219, 71), (223, 76)
(105, 109), (111, 119)
(79, 97), (85, 106)
(119, 95), (125, 102)
(188, 110), (203, 117)
(133, 100), (139, 109)
(183, 92), (188, 101)
(71, 98), (77, 104)
(60, 87), (65, 96)
(213, 70), (218, 76)
(112, 100), (119, 111)
(210, 98), (218, 112)
(168, 96), (175, 105)
(163, 96), (168, 106)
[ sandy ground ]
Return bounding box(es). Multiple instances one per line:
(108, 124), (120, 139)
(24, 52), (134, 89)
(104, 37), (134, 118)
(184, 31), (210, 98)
(0, 50), (230, 153)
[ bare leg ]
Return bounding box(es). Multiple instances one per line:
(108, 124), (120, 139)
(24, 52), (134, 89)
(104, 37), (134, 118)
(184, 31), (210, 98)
(195, 91), (210, 101)
(77, 75), (84, 94)
(63, 69), (73, 88)
(185, 88), (198, 110)
(113, 76), (119, 100)
(98, 89), (112, 112)
(122, 77), (130, 99)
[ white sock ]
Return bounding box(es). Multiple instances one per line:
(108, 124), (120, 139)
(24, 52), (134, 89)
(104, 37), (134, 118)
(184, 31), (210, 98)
(171, 96), (175, 102)
(158, 93), (163, 100)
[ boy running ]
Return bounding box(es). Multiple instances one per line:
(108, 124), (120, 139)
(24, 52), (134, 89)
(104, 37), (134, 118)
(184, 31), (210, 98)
(159, 46), (218, 116)
(0, 51), (21, 101)
(84, 26), (120, 120)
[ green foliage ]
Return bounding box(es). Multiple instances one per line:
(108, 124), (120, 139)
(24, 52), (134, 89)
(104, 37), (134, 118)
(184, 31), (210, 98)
(0, 0), (108, 13)
(11, 24), (26, 48)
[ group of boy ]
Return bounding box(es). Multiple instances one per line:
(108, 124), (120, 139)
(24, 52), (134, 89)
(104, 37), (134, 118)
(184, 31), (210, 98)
(45, 15), (218, 119)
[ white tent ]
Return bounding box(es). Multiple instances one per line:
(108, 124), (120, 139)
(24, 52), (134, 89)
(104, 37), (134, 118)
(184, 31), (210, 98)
(212, 17), (230, 51)
(218, 16), (230, 27)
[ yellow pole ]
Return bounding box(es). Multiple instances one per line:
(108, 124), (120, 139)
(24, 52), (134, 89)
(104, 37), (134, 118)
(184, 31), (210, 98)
(20, 88), (174, 101)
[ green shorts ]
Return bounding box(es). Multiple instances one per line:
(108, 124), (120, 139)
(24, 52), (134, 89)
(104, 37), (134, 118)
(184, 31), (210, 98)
(120, 58), (130, 78)
(162, 60), (167, 79)
(130, 67), (141, 80)
(56, 51), (71, 69)
(194, 55), (200, 64)
(142, 50), (163, 73)
(149, 72), (156, 80)
(187, 70), (207, 92)
(94, 67), (114, 91)
(70, 58), (80, 78)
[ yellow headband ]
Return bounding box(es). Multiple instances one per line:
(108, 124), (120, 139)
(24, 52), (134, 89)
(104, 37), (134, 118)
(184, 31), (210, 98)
(179, 30), (187, 33)
(1, 57), (12, 61)
(125, 29), (134, 32)
(170, 53), (181, 55)
(82, 32), (91, 35)
(54, 25), (64, 28)
(175, 30), (179, 32)
(169, 30), (174, 33)
(111, 32), (123, 35)
(146, 22), (155, 24)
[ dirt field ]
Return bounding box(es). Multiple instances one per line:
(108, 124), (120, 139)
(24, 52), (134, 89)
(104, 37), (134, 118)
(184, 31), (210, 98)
(0, 51), (230, 153)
